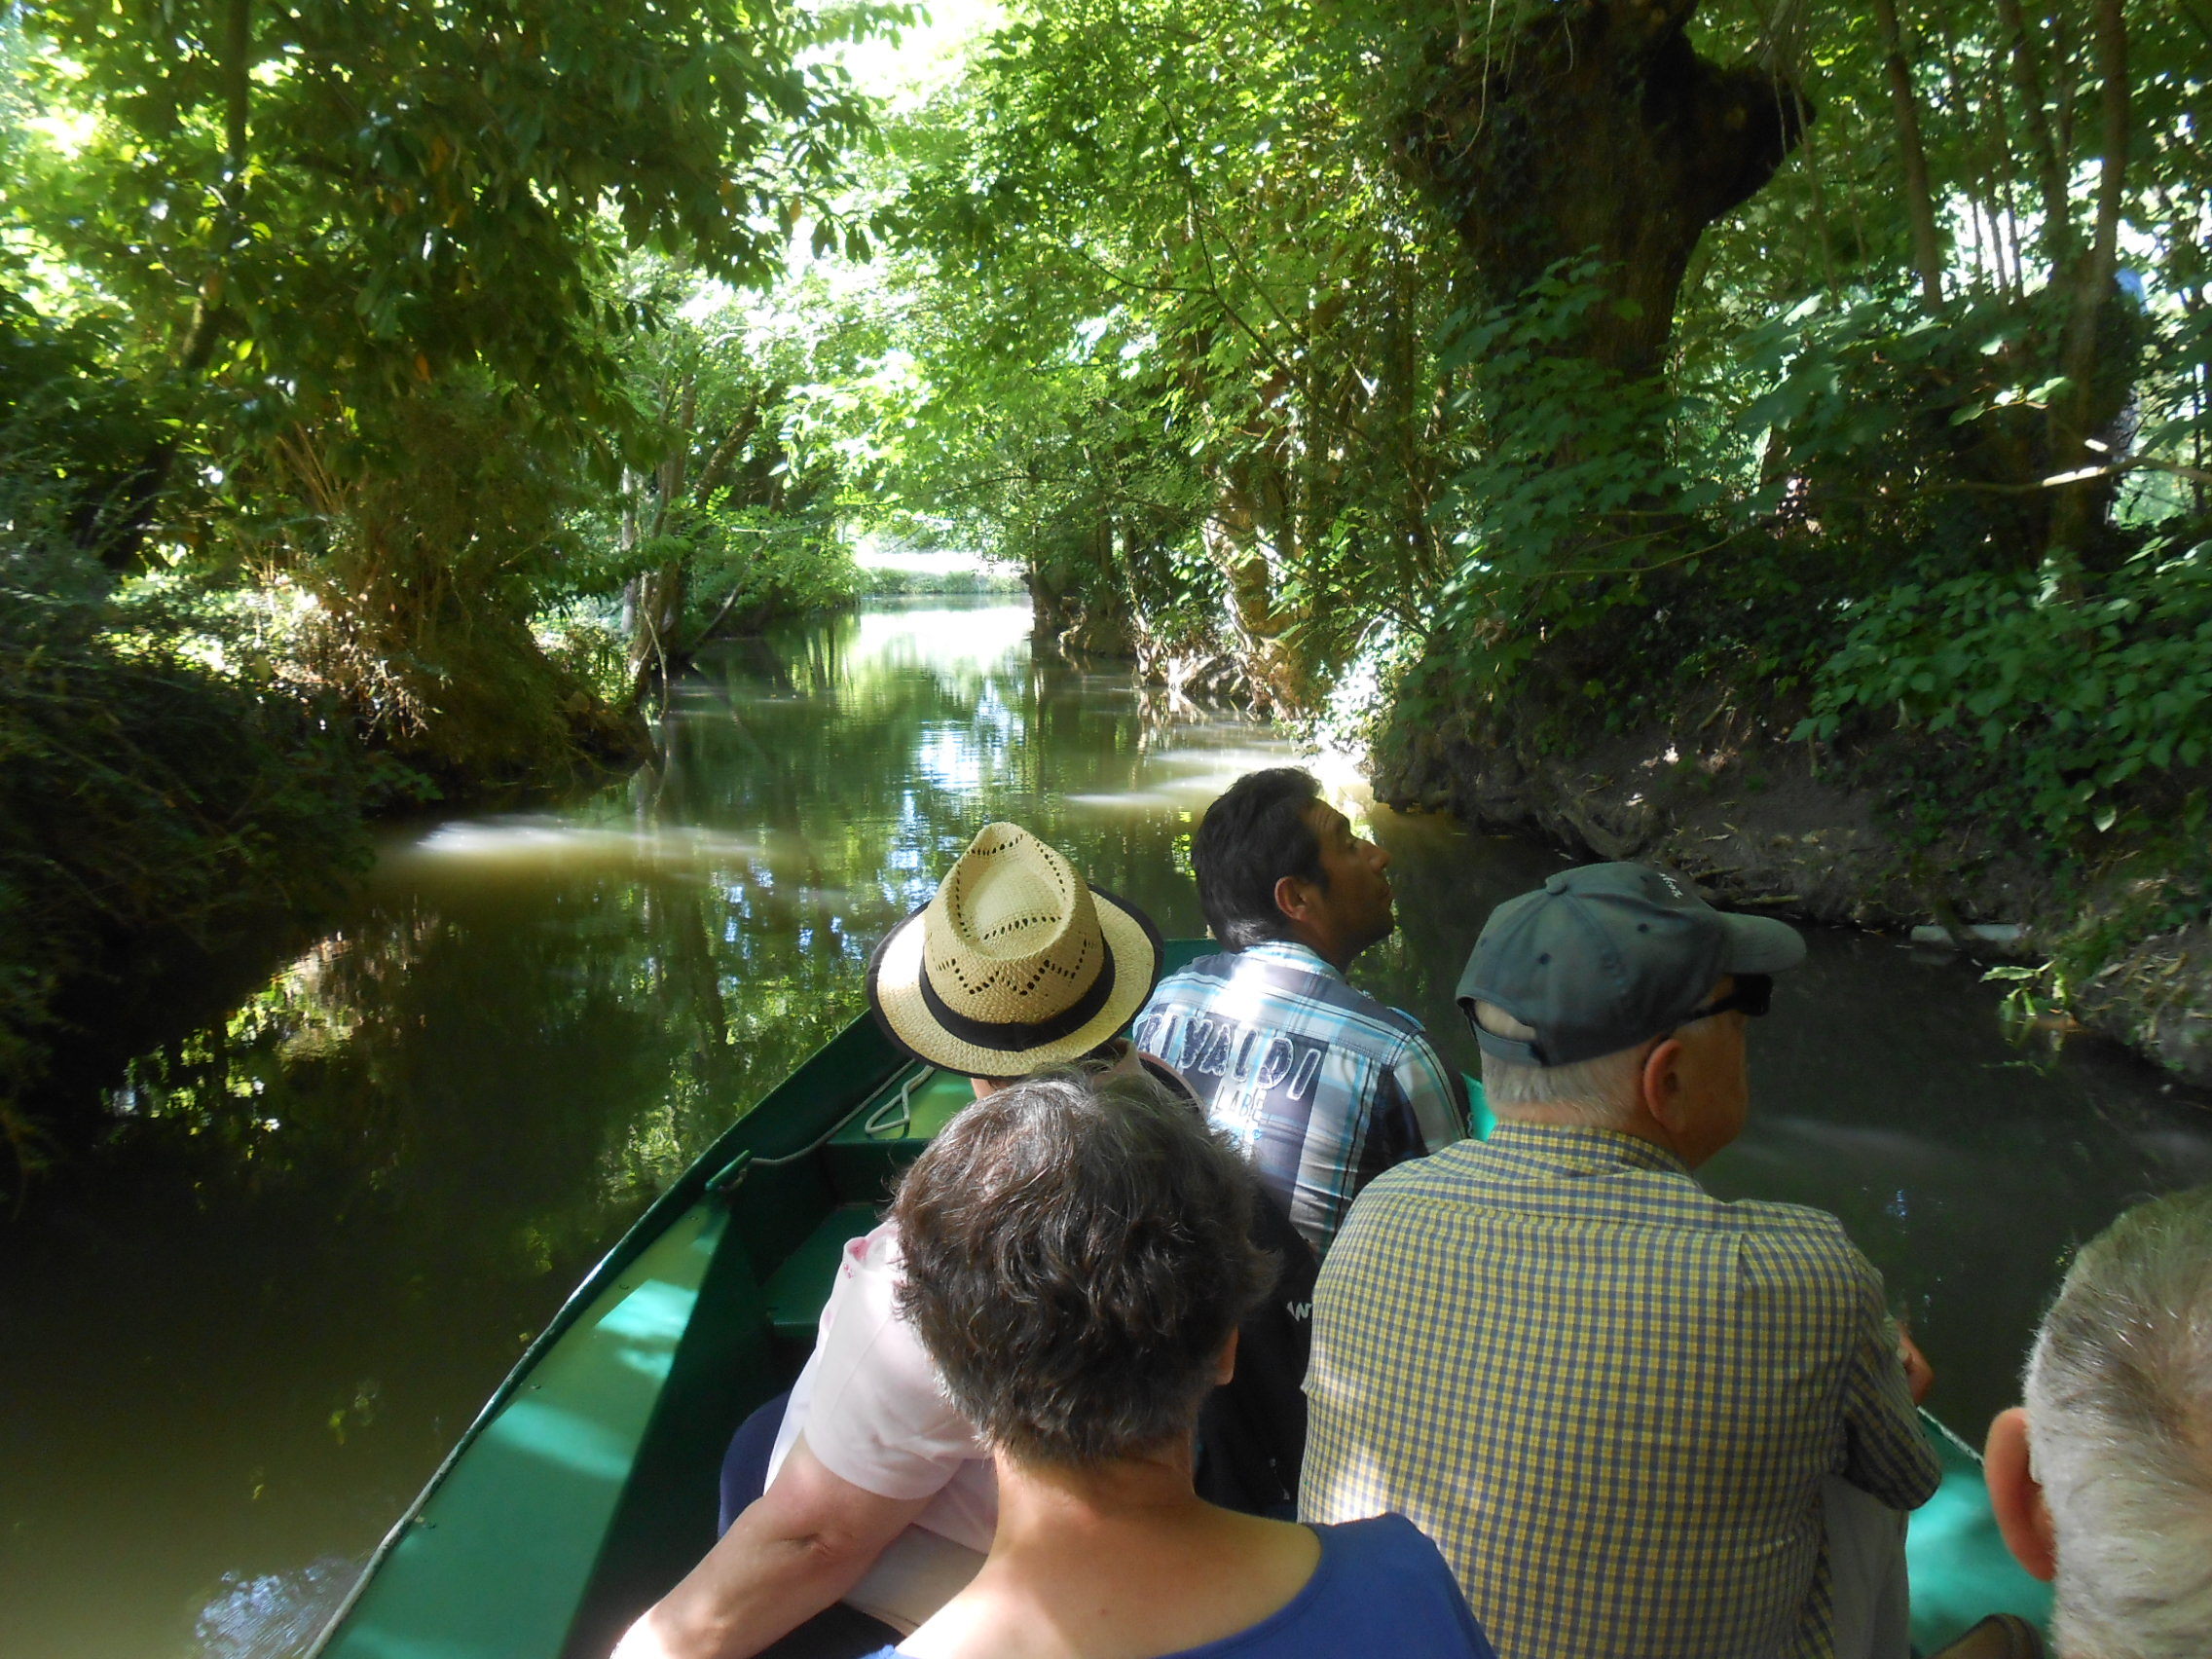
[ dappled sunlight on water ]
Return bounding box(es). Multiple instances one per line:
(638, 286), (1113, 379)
(383, 820), (772, 878)
(196, 1557), (357, 1659)
(0, 601), (1297, 1659)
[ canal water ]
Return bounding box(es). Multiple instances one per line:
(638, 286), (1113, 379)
(4, 598), (2210, 1659)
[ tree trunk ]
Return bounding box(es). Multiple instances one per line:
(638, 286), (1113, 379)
(2046, 0), (2130, 559)
(1400, 0), (1808, 379)
(1870, 0), (1945, 312)
(626, 561), (688, 706)
(97, 0), (253, 571)
(624, 375), (702, 705)
(1993, 0), (2075, 272)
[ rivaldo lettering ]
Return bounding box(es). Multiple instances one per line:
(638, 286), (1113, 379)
(1136, 1011), (1328, 1101)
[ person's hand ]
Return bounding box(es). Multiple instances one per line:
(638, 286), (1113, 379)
(1897, 1327), (1934, 1405)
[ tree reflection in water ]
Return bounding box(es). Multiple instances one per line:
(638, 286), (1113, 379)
(10, 601), (2212, 1659)
(1, 602), (1293, 1659)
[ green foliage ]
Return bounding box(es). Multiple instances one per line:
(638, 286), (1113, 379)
(240, 379), (636, 792)
(535, 607), (632, 712)
(1796, 536), (2212, 840)
(0, 533), (364, 1124)
(1411, 248), (2197, 753)
(857, 565), (1023, 597)
(1730, 285), (2147, 572)
(0, 276), (163, 547)
(554, 268), (890, 663)
(880, 0), (1467, 683)
(11, 0), (900, 455)
(1426, 262), (1714, 685)
(875, 0), (2212, 807)
(1984, 816), (2212, 1042)
(685, 509), (860, 635)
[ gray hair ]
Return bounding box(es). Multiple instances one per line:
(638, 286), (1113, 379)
(1472, 1001), (1643, 1127)
(2025, 1185), (2212, 1659)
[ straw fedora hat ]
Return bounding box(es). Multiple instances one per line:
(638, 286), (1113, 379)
(866, 823), (1162, 1077)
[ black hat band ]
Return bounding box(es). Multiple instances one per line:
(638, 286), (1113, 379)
(917, 946), (1118, 1054)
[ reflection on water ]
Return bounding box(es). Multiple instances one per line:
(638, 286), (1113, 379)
(198, 1559), (355, 1659)
(0, 602), (1295, 1659)
(3, 600), (2209, 1658)
(1336, 810), (2212, 1435)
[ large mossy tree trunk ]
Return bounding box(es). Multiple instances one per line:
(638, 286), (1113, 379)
(1401, 0), (1807, 379)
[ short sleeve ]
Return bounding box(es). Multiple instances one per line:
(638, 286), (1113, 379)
(1298, 1516), (1497, 1657)
(793, 1223), (987, 1502)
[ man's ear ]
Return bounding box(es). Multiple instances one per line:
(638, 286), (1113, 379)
(1985, 1407), (2057, 1582)
(1640, 1036), (1686, 1129)
(1272, 872), (1311, 924)
(1214, 1328), (1239, 1386)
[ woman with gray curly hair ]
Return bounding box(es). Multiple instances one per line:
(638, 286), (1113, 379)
(868, 1066), (1493, 1659)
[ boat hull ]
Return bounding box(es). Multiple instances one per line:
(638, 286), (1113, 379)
(310, 943), (2049, 1656)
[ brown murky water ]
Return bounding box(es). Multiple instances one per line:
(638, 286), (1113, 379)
(3, 599), (2208, 1658)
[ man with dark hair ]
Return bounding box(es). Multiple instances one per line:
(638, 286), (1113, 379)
(1134, 767), (1465, 1257)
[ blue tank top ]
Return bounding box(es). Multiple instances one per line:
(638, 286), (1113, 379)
(863, 1513), (1494, 1658)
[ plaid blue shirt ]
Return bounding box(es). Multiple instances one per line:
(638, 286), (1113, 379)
(1302, 1122), (1942, 1659)
(1134, 941), (1467, 1255)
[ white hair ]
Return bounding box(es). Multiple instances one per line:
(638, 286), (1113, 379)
(1472, 1001), (1642, 1128)
(2025, 1185), (2212, 1659)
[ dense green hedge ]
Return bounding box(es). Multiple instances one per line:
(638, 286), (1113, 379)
(1799, 539), (2212, 839)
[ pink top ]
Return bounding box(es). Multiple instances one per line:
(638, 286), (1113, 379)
(768, 1220), (995, 1630)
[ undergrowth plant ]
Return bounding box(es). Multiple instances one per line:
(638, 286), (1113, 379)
(0, 527), (365, 1157)
(1795, 535), (2212, 840)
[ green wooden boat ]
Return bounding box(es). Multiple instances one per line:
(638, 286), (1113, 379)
(307, 940), (2049, 1659)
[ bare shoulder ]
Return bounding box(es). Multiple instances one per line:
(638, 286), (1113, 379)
(900, 1515), (1322, 1659)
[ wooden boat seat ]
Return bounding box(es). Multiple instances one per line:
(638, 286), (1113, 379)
(749, 1066), (978, 1353)
(820, 1067), (977, 1201)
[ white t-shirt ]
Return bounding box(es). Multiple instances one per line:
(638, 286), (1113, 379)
(766, 1220), (994, 1633)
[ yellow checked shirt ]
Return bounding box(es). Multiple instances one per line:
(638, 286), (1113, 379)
(1301, 1122), (1940, 1659)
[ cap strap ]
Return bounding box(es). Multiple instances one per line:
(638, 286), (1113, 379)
(918, 948), (1118, 1054)
(1470, 1023), (1549, 1067)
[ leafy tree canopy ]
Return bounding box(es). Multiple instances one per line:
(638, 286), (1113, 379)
(9, 0), (904, 488)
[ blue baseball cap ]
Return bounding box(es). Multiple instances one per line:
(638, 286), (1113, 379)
(1456, 863), (1806, 1067)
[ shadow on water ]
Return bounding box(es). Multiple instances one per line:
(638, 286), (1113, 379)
(1352, 809), (2212, 1437)
(0, 601), (1284, 1659)
(3, 598), (2208, 1656)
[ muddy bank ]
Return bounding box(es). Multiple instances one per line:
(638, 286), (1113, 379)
(1374, 710), (2212, 1088)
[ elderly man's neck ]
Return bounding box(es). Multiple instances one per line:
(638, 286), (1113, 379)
(1491, 1102), (1697, 1163)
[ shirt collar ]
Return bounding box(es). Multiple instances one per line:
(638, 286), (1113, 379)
(1481, 1119), (1691, 1178)
(1235, 939), (1346, 982)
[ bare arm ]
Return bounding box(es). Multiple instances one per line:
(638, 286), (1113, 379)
(611, 1433), (931, 1659)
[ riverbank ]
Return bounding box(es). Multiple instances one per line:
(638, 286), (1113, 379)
(5, 571), (1051, 1154)
(0, 636), (648, 1178)
(10, 598), (2210, 1659)
(1373, 698), (2212, 1088)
